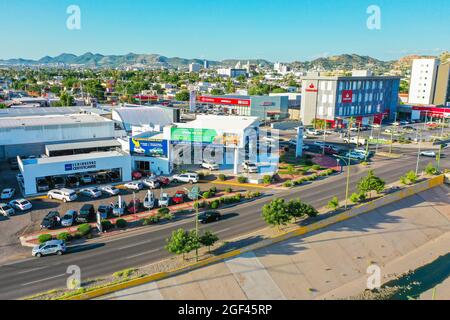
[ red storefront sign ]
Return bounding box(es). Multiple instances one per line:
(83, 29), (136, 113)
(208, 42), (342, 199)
(198, 96), (251, 106)
(342, 90), (353, 103)
(412, 106), (450, 118)
(305, 83), (318, 92)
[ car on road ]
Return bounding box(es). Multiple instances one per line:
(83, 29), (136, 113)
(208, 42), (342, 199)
(172, 190), (186, 205)
(32, 240), (66, 258)
(0, 203), (15, 217)
(97, 205), (113, 219)
(61, 210), (77, 227)
(159, 193), (170, 207)
(305, 128), (321, 136)
(420, 151), (437, 158)
(353, 149), (374, 158)
(201, 160), (219, 170)
(124, 181), (144, 191)
(100, 185), (120, 196)
(47, 189), (77, 202)
(142, 178), (160, 189)
(344, 151), (365, 160)
(324, 146), (339, 155)
(9, 199), (32, 211)
(198, 211), (221, 224)
(392, 121), (400, 126)
(172, 173), (199, 184)
(77, 204), (95, 223)
(384, 185), (401, 194)
(1, 188), (15, 200)
(242, 161), (258, 173)
(79, 187), (102, 199)
(402, 125), (416, 132)
(40, 211), (60, 229)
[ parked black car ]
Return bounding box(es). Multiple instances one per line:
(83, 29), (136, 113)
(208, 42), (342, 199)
(95, 173), (110, 184)
(76, 204), (96, 223)
(198, 211), (221, 224)
(107, 171), (121, 182)
(40, 211), (61, 229)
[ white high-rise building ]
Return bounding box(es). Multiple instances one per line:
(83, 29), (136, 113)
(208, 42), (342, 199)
(189, 63), (202, 73)
(408, 58), (440, 105)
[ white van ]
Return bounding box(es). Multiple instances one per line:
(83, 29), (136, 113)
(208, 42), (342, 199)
(47, 188), (78, 202)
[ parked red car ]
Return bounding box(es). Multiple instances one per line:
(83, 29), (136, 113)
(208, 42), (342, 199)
(127, 199), (141, 214)
(132, 171), (143, 180)
(172, 190), (186, 204)
(157, 176), (171, 186)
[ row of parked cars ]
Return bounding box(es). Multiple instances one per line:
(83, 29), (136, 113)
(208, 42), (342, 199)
(36, 171), (121, 192)
(0, 188), (33, 217)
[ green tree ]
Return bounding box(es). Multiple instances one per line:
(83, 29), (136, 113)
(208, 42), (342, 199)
(357, 170), (385, 198)
(165, 228), (192, 260)
(199, 230), (219, 253)
(0, 103), (7, 109)
(286, 164), (296, 178)
(271, 87), (287, 93)
(262, 199), (291, 230)
(210, 88), (224, 95)
(175, 90), (190, 101)
(59, 91), (75, 106)
(327, 196), (339, 211)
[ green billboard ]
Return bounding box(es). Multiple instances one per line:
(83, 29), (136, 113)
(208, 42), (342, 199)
(171, 128), (218, 144)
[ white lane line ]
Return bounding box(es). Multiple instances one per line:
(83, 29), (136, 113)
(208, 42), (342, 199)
(21, 273), (66, 286)
(215, 228), (231, 234)
(117, 240), (153, 250)
(16, 266), (47, 274)
(125, 249), (160, 260)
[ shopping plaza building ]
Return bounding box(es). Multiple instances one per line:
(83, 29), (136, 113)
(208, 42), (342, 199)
(300, 71), (401, 127)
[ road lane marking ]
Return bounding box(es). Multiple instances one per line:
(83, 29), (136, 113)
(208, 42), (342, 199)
(215, 228), (231, 234)
(125, 249), (160, 260)
(16, 266), (47, 274)
(21, 273), (66, 286)
(117, 239), (155, 250)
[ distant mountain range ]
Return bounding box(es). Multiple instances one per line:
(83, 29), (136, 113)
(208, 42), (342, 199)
(0, 52), (445, 71)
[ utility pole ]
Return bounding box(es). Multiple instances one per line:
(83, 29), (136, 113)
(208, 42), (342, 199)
(415, 129), (422, 176)
(389, 112), (397, 154)
(344, 118), (353, 210)
(322, 120), (326, 155)
(437, 118), (446, 172)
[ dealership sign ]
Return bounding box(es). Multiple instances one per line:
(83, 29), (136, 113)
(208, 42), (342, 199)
(65, 161), (97, 172)
(198, 96), (251, 106)
(130, 138), (168, 157)
(342, 90), (353, 103)
(171, 127), (241, 147)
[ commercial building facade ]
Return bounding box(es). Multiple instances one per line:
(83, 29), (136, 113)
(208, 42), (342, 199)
(300, 72), (400, 127)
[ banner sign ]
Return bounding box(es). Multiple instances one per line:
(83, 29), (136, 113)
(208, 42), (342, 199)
(65, 161), (96, 172)
(130, 138), (168, 157)
(198, 96), (251, 106)
(170, 128), (240, 147)
(342, 90), (353, 103)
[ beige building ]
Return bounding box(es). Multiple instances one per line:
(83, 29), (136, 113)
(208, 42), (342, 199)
(433, 63), (450, 106)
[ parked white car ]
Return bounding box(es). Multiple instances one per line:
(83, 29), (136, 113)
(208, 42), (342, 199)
(0, 203), (15, 217)
(201, 160), (219, 170)
(9, 199), (32, 211)
(143, 191), (156, 209)
(47, 189), (78, 202)
(242, 161), (258, 173)
(159, 193), (170, 207)
(80, 187), (102, 199)
(420, 151), (437, 158)
(345, 152), (365, 160)
(100, 185), (120, 196)
(172, 173), (199, 184)
(142, 178), (160, 189)
(61, 210), (77, 227)
(124, 181), (144, 191)
(1, 188), (15, 200)
(305, 128), (321, 136)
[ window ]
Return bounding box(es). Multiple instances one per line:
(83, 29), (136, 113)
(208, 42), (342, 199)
(327, 81), (332, 91)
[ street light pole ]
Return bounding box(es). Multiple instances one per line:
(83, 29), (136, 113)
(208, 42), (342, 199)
(344, 118), (353, 210)
(415, 129), (422, 176)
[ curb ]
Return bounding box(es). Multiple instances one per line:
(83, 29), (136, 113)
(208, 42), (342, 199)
(57, 175), (445, 300)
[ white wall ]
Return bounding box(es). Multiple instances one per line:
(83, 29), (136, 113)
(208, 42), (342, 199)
(408, 59), (439, 105)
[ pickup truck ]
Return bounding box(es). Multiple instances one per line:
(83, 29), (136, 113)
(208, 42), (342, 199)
(343, 137), (366, 146)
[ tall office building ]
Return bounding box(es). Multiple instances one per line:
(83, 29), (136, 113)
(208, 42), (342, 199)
(408, 58), (450, 106)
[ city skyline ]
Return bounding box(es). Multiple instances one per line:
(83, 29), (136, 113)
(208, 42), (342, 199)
(0, 0), (449, 61)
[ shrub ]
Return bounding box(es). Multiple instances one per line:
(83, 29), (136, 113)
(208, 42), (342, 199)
(210, 200), (219, 209)
(311, 164), (321, 171)
(144, 215), (161, 224)
(425, 163), (438, 175)
(56, 232), (72, 242)
(158, 207), (170, 215)
(360, 161), (369, 166)
(218, 174), (226, 181)
(202, 191), (211, 199)
(209, 186), (217, 196)
(115, 219), (127, 229)
(101, 220), (113, 231)
(237, 176), (247, 183)
(225, 187), (233, 193)
(263, 175), (273, 184)
(284, 180), (294, 187)
(327, 197), (339, 211)
(38, 234), (52, 244)
(193, 201), (200, 209)
(349, 192), (366, 204)
(234, 193), (242, 201)
(77, 224), (91, 237)
(164, 212), (175, 221)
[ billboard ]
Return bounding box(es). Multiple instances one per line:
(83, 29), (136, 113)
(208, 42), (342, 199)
(130, 138), (168, 158)
(170, 128), (241, 147)
(198, 96), (251, 106)
(342, 90), (353, 103)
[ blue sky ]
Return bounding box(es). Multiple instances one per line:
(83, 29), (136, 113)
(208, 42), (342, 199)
(0, 0), (448, 61)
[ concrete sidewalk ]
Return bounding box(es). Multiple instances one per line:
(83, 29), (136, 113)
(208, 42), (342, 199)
(99, 185), (450, 300)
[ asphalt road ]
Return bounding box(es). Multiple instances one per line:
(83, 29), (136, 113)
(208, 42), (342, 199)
(0, 148), (448, 300)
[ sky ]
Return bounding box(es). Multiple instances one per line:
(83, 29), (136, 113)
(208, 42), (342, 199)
(0, 0), (449, 62)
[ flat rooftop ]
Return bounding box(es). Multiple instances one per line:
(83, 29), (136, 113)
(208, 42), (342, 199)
(176, 115), (259, 131)
(45, 139), (121, 152)
(0, 106), (111, 118)
(0, 113), (112, 129)
(21, 150), (129, 166)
